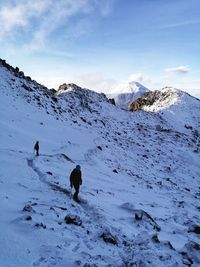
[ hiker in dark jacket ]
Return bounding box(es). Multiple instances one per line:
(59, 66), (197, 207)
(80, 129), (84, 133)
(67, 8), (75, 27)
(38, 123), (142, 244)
(34, 141), (39, 156)
(70, 165), (82, 202)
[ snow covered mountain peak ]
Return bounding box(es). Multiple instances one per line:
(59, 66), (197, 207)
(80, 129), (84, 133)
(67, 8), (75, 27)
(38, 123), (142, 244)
(110, 80), (150, 95)
(107, 81), (150, 110)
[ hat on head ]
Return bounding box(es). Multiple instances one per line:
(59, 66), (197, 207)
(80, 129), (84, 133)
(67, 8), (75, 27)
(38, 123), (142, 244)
(76, 165), (81, 170)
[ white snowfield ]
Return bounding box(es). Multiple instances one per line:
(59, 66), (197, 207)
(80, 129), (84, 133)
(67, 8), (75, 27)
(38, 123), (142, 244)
(0, 61), (200, 267)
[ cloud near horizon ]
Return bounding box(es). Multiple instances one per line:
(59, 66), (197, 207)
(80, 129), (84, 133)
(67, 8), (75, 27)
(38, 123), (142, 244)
(164, 65), (190, 74)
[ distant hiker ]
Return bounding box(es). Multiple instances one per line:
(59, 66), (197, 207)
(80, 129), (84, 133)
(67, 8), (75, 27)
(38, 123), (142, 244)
(34, 141), (39, 156)
(70, 165), (82, 202)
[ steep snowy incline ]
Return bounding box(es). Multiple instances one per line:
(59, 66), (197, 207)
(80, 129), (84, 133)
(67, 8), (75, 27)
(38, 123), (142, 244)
(0, 61), (200, 267)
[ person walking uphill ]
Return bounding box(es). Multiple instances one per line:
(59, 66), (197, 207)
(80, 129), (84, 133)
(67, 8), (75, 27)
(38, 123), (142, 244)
(70, 165), (82, 202)
(34, 141), (39, 156)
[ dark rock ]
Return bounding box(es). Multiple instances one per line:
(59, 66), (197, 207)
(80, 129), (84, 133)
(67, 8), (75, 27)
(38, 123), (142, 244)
(80, 117), (87, 123)
(64, 215), (82, 226)
(50, 88), (57, 93)
(23, 205), (34, 212)
(46, 171), (53, 175)
(25, 215), (32, 221)
(135, 212), (143, 220)
(52, 96), (58, 103)
(134, 209), (161, 231)
(35, 96), (40, 101)
(61, 153), (74, 163)
(185, 124), (193, 130)
(100, 231), (117, 245)
(113, 169), (118, 173)
(18, 71), (24, 77)
(35, 223), (46, 229)
(22, 84), (33, 92)
(185, 187), (190, 192)
(181, 241), (200, 265)
(26, 76), (31, 81)
(163, 241), (174, 250)
(97, 146), (102, 150)
(151, 234), (160, 243)
(108, 98), (116, 105)
(188, 225), (200, 234)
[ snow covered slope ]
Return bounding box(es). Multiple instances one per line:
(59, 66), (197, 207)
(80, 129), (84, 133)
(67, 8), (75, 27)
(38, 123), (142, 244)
(0, 59), (200, 267)
(107, 81), (150, 110)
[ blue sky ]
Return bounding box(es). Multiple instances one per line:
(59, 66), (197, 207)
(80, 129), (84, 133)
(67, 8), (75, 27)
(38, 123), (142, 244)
(0, 0), (200, 97)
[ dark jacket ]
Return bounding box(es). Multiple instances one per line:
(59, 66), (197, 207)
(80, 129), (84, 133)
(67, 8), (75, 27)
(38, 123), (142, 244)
(70, 168), (82, 188)
(34, 142), (39, 150)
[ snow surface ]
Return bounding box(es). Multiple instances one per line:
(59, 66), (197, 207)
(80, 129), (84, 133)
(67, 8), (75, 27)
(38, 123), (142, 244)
(0, 62), (200, 267)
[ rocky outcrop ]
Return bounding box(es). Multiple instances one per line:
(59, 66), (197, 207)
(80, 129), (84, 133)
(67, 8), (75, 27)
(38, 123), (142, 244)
(57, 83), (111, 113)
(128, 88), (177, 111)
(57, 83), (82, 93)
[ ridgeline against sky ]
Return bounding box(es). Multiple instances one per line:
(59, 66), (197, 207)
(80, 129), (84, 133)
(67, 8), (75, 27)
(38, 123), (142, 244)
(0, 0), (199, 98)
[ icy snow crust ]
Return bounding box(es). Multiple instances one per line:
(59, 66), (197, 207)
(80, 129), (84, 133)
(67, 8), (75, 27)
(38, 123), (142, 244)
(0, 63), (200, 267)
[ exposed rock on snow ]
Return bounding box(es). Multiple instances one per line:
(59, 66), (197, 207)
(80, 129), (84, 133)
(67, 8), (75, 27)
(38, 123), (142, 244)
(22, 204), (35, 213)
(64, 215), (82, 226)
(128, 87), (178, 111)
(181, 241), (200, 265)
(134, 209), (161, 232)
(57, 83), (82, 93)
(100, 230), (118, 245)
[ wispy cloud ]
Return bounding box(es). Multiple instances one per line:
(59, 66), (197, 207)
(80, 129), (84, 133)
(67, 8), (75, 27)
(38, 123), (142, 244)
(157, 20), (200, 29)
(164, 65), (190, 74)
(0, 0), (114, 52)
(0, 0), (49, 37)
(23, 0), (92, 51)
